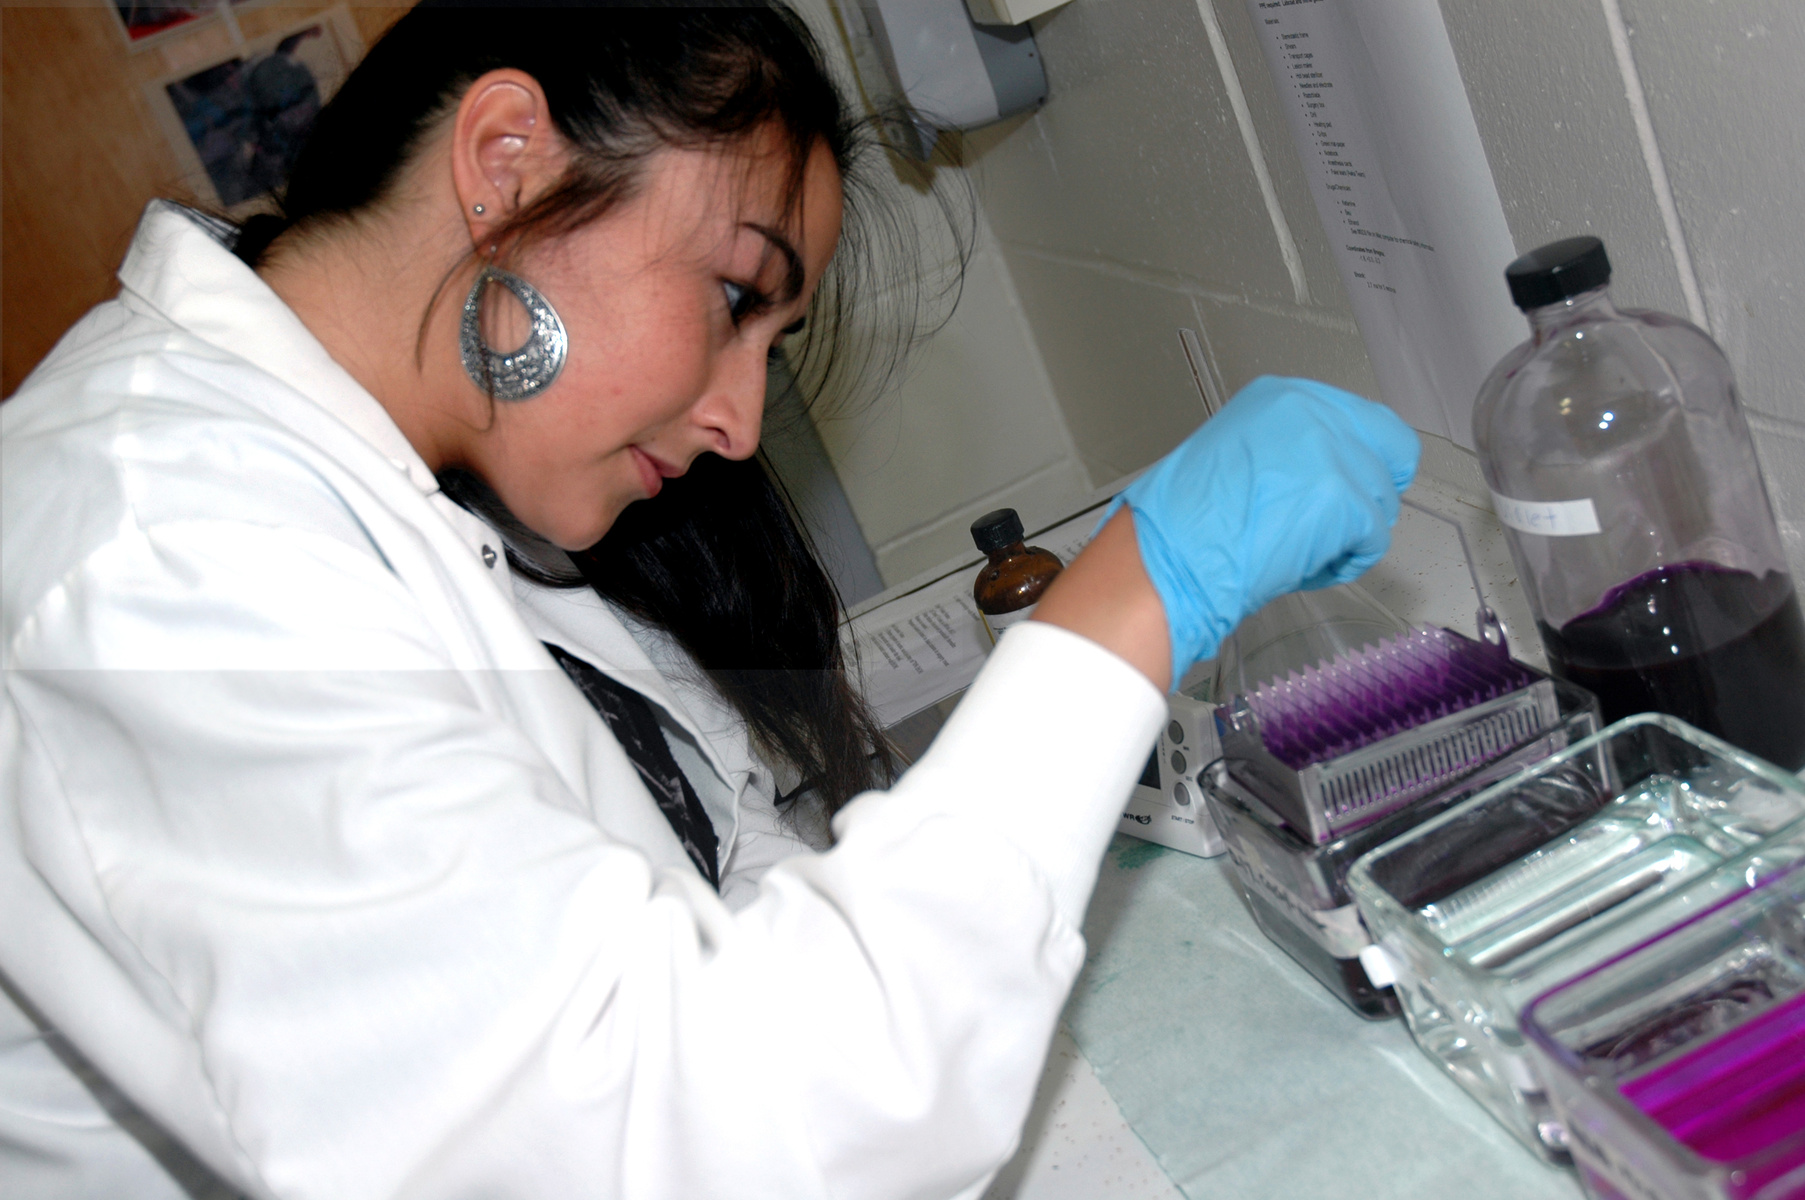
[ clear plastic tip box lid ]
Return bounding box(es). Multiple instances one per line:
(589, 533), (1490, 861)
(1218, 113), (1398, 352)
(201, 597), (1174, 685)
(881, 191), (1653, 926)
(1522, 849), (1805, 1200)
(1347, 715), (1805, 1165)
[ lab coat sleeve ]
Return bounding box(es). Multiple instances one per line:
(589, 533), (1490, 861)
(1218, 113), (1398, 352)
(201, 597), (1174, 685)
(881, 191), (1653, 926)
(6, 519), (1164, 1200)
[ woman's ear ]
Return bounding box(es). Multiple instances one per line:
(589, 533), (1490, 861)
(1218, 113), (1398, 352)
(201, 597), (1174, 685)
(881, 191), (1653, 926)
(450, 69), (562, 250)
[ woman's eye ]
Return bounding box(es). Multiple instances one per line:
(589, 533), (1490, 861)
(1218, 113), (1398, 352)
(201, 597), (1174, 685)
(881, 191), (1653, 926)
(767, 317), (807, 364)
(722, 281), (766, 325)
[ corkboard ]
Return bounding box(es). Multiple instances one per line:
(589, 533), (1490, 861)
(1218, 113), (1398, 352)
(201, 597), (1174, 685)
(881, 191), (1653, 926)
(1, 3), (406, 396)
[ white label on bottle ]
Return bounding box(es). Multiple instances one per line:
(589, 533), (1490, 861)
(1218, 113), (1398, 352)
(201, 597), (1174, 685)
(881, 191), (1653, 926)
(980, 603), (1037, 645)
(1490, 492), (1602, 537)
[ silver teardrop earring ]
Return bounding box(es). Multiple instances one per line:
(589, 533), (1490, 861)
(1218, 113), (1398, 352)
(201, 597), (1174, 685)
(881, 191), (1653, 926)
(459, 265), (568, 401)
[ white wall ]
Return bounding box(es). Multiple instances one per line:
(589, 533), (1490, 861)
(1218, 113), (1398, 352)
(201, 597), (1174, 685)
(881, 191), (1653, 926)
(811, 0), (1805, 586)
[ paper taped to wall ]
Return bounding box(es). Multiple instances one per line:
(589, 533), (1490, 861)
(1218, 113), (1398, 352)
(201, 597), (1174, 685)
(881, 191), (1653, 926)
(1243, 0), (1522, 448)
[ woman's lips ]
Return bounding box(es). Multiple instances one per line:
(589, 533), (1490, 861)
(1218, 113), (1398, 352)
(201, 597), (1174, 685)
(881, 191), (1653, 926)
(630, 447), (680, 498)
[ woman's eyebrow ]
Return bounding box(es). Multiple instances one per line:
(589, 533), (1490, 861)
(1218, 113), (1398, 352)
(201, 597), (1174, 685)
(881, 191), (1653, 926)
(745, 223), (805, 302)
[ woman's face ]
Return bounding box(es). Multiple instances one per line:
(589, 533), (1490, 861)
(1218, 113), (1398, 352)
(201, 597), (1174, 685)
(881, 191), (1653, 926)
(461, 135), (843, 551)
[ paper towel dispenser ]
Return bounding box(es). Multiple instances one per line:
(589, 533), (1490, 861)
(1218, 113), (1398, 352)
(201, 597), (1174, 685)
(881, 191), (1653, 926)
(851, 0), (1048, 158)
(963, 0), (1071, 25)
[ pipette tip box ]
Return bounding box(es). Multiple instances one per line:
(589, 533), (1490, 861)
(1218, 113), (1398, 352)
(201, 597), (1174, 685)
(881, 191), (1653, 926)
(1207, 676), (1600, 1019)
(1204, 620), (1600, 1019)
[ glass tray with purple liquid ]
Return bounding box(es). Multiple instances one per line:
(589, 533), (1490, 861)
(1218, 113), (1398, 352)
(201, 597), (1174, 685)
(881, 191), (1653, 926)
(1523, 848), (1805, 1200)
(1349, 716), (1805, 1164)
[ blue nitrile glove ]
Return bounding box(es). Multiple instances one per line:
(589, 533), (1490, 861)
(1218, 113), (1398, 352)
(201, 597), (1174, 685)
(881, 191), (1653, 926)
(1106, 375), (1420, 688)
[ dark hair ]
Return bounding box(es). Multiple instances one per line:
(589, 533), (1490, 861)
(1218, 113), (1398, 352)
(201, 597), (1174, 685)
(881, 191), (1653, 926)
(238, 0), (957, 420)
(571, 451), (895, 818)
(241, 0), (841, 256)
(242, 0), (966, 822)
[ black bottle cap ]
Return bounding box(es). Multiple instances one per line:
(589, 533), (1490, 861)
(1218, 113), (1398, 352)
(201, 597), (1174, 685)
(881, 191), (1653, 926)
(1505, 236), (1612, 310)
(971, 508), (1025, 554)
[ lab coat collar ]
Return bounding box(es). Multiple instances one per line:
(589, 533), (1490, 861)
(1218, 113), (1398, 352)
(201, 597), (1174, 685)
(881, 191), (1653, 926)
(116, 201), (442, 497)
(516, 582), (748, 787)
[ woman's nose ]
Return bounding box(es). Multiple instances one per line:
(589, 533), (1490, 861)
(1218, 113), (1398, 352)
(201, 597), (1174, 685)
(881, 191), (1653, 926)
(696, 346), (767, 461)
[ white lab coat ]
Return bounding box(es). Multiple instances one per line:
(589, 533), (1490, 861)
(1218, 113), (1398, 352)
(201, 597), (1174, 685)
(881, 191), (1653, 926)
(0, 202), (1163, 1200)
(509, 578), (835, 909)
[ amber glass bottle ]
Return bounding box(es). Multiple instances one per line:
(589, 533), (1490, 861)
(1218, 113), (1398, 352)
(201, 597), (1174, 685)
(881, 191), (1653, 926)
(971, 508), (1064, 645)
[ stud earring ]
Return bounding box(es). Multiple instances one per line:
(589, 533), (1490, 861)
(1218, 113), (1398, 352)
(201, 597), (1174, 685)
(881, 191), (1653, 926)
(459, 265), (568, 400)
(472, 203), (485, 215)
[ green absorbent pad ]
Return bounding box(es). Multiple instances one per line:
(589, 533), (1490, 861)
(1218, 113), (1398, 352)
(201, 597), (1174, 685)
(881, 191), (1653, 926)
(1063, 837), (1581, 1200)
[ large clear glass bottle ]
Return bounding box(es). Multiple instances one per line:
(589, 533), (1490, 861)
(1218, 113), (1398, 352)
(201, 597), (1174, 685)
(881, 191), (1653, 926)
(1472, 236), (1805, 769)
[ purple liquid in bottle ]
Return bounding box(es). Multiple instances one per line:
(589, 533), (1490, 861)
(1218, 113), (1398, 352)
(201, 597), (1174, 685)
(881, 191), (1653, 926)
(1536, 563), (1805, 771)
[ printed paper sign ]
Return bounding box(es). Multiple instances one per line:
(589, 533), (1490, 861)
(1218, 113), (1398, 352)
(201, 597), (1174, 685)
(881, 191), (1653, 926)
(1246, 0), (1523, 448)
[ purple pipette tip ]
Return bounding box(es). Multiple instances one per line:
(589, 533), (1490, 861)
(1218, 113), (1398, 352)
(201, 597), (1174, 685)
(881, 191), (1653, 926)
(1245, 628), (1536, 768)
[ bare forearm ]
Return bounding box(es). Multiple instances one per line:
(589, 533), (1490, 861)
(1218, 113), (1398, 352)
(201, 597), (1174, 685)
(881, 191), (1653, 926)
(1030, 509), (1172, 693)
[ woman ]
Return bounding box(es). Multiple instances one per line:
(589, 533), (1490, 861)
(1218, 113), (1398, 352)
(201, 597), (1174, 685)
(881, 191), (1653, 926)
(0, 3), (1417, 1198)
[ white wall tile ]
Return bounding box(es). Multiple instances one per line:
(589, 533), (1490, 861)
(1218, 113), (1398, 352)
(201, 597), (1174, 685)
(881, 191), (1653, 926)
(870, 456), (1095, 583)
(998, 248), (1377, 484)
(963, 0), (1303, 305)
(1435, 0), (1689, 315)
(1187, 293), (1378, 399)
(960, 0), (1385, 487)
(777, 0), (1091, 586)
(813, 227), (1091, 582)
(1616, 1), (1805, 427)
(997, 251), (1217, 482)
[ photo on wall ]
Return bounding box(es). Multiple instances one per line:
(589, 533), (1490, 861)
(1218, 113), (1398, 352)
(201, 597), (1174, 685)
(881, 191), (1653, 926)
(111, 0), (265, 50)
(112, 0), (214, 45)
(145, 7), (362, 212)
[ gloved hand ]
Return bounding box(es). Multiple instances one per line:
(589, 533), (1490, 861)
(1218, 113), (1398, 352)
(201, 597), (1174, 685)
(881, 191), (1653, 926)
(1107, 375), (1420, 687)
